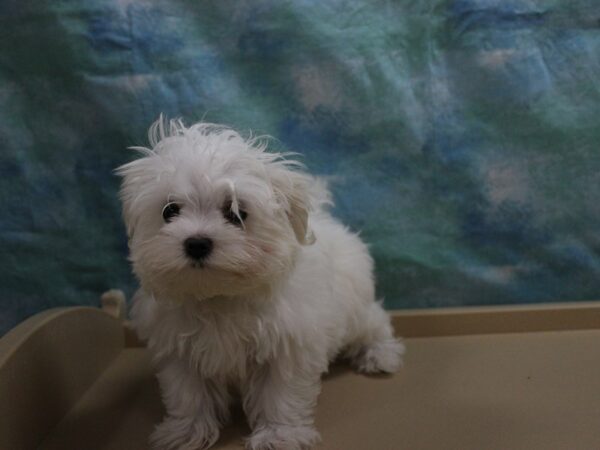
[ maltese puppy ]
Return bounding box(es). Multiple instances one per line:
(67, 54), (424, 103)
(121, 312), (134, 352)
(117, 118), (404, 450)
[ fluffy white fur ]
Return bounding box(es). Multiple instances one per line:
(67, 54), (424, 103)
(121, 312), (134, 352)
(117, 118), (404, 450)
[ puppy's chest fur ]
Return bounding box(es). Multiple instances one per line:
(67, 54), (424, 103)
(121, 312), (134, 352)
(135, 295), (283, 379)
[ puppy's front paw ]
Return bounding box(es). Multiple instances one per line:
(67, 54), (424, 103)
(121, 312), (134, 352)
(246, 424), (320, 450)
(150, 416), (220, 450)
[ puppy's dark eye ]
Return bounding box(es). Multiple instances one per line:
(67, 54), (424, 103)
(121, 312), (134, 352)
(223, 203), (247, 227)
(162, 202), (181, 222)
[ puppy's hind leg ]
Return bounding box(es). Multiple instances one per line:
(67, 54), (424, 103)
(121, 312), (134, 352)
(346, 301), (405, 374)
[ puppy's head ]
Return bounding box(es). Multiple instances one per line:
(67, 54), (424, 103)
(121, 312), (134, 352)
(116, 118), (316, 301)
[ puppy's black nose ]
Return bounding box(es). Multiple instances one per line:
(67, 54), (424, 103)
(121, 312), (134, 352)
(184, 237), (213, 261)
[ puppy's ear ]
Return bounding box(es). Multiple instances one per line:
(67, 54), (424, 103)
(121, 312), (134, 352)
(270, 165), (315, 245)
(115, 157), (152, 242)
(117, 175), (137, 242)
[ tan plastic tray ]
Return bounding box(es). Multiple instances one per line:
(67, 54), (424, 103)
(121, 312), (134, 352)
(1, 299), (600, 450)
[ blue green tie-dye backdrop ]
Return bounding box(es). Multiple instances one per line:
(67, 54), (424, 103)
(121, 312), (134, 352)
(1, 0), (600, 334)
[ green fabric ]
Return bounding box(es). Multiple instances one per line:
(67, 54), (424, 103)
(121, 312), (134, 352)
(1, 0), (600, 333)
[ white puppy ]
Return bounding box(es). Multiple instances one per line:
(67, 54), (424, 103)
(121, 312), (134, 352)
(117, 118), (404, 450)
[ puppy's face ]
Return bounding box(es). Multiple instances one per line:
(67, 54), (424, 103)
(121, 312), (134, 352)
(117, 122), (313, 301)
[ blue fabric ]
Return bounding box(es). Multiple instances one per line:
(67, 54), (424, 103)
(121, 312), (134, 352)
(2, 0), (600, 334)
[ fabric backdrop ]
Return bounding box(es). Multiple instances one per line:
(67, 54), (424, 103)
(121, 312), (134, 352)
(1, 0), (600, 334)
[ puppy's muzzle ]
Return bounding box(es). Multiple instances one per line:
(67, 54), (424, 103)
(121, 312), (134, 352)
(184, 237), (213, 261)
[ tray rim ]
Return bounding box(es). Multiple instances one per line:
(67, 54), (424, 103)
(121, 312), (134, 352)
(3, 300), (600, 351)
(391, 300), (600, 337)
